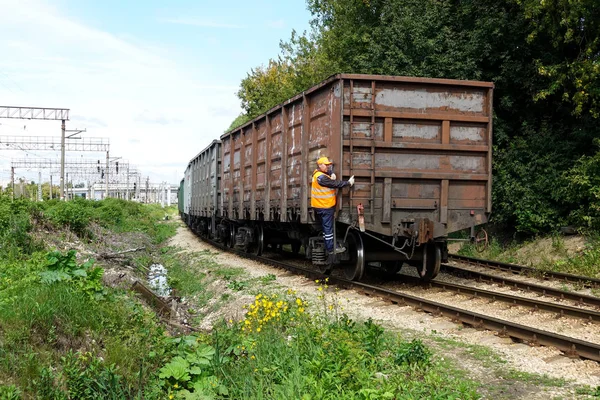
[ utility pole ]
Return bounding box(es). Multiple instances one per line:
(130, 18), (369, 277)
(66, 172), (69, 200)
(60, 119), (66, 200)
(106, 151), (109, 199)
(167, 184), (172, 207)
(10, 167), (14, 201)
(38, 171), (42, 201)
(126, 165), (130, 200)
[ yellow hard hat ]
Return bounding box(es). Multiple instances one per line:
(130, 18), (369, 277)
(317, 156), (333, 165)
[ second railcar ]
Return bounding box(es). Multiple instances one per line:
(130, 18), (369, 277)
(183, 140), (222, 238)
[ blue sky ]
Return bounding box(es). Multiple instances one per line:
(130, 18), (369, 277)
(0, 0), (311, 185)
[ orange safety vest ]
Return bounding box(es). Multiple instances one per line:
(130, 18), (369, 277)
(311, 170), (336, 208)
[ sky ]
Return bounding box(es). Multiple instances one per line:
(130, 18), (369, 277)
(0, 0), (311, 186)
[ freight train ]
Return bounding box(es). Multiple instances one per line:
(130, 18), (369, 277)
(178, 74), (493, 281)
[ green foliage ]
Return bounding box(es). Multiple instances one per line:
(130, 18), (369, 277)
(44, 198), (93, 237)
(520, 0), (600, 117)
(200, 292), (479, 399)
(0, 385), (21, 400)
(0, 196), (40, 257)
(394, 339), (432, 367)
(39, 250), (105, 299)
(227, 279), (248, 291)
(559, 140), (600, 229)
(158, 336), (228, 398)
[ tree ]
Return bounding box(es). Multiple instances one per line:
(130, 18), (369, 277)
(520, 0), (600, 117)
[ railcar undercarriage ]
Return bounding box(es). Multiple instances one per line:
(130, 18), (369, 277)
(183, 213), (444, 282)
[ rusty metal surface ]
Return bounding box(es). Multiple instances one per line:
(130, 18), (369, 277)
(220, 74), (493, 238)
(188, 140), (221, 218)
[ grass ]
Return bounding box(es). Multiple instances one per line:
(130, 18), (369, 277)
(154, 289), (482, 399)
(0, 195), (179, 398)
(457, 231), (600, 279)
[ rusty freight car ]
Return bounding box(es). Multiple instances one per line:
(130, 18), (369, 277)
(185, 73), (493, 282)
(182, 140), (222, 237)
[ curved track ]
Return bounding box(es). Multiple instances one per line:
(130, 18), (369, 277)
(192, 229), (600, 362)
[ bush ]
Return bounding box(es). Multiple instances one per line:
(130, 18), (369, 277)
(559, 140), (600, 230)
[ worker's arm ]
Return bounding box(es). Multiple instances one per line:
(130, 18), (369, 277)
(317, 174), (350, 189)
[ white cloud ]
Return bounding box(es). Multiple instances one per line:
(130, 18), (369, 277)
(0, 0), (242, 185)
(267, 19), (286, 29)
(162, 17), (245, 29)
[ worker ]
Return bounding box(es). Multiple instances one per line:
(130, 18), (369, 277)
(311, 156), (354, 264)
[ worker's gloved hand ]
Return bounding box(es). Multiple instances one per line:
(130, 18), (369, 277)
(330, 173), (336, 180)
(348, 175), (355, 187)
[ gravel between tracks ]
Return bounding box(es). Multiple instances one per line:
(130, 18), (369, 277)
(168, 224), (600, 395)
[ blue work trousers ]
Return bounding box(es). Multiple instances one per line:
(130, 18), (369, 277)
(315, 207), (335, 253)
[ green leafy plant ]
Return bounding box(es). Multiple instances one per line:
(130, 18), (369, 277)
(0, 384), (21, 400)
(39, 250), (105, 299)
(394, 339), (432, 368)
(227, 280), (248, 291)
(158, 336), (227, 398)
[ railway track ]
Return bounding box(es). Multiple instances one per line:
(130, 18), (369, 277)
(448, 254), (600, 288)
(440, 264), (600, 309)
(193, 232), (600, 362)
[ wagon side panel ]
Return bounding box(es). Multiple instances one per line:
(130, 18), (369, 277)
(339, 76), (493, 237)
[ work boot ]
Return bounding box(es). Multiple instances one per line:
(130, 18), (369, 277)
(334, 246), (346, 254)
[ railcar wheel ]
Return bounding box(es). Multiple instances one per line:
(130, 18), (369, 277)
(343, 230), (365, 281)
(418, 242), (441, 282)
(228, 223), (236, 249)
(248, 225), (264, 256)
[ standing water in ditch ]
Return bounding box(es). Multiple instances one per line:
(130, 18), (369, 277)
(148, 264), (172, 297)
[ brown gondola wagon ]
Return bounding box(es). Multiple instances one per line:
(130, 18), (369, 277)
(182, 74), (493, 281)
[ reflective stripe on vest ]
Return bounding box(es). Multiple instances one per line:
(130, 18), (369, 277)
(311, 171), (336, 208)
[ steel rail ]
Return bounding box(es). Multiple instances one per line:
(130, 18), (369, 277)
(449, 254), (600, 288)
(194, 231), (600, 362)
(399, 275), (600, 322)
(441, 264), (600, 309)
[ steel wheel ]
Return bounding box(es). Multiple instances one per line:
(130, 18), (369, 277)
(228, 223), (236, 249)
(343, 230), (365, 281)
(248, 225), (264, 256)
(418, 242), (440, 282)
(475, 229), (489, 253)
